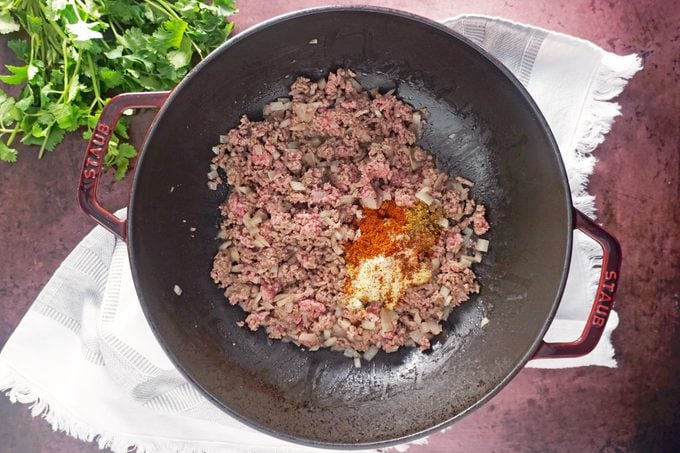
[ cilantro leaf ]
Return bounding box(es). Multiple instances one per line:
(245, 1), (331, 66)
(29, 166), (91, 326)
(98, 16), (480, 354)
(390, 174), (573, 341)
(0, 140), (18, 162)
(0, 90), (20, 123)
(153, 19), (188, 51)
(0, 12), (20, 34)
(0, 65), (28, 85)
(49, 103), (81, 131)
(8, 39), (29, 61)
(66, 21), (104, 41)
(21, 126), (65, 153)
(99, 68), (124, 90)
(213, 0), (238, 16)
(112, 143), (137, 179)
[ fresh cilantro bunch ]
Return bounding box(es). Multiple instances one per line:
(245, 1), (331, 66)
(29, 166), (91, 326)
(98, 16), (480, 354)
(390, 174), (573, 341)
(0, 0), (236, 178)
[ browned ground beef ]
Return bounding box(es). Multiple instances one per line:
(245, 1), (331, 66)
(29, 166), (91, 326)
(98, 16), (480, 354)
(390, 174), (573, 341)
(210, 69), (489, 361)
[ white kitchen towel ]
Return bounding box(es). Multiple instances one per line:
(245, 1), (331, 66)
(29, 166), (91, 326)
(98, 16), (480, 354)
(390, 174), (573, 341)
(0, 15), (641, 453)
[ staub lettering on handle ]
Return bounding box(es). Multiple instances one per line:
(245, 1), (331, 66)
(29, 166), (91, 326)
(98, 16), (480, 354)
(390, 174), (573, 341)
(81, 123), (112, 182)
(592, 270), (618, 327)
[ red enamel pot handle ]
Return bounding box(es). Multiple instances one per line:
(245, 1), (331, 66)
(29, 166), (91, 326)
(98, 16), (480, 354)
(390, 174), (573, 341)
(78, 91), (170, 241)
(533, 209), (622, 359)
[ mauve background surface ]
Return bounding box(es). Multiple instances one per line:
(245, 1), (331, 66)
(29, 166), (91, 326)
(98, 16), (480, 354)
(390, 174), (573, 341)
(0, 1), (678, 452)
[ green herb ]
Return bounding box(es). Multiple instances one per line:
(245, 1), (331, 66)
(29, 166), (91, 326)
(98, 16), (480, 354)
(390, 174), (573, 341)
(0, 0), (236, 179)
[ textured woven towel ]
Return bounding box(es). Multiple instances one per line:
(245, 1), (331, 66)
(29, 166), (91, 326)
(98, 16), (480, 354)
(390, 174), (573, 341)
(0, 15), (641, 453)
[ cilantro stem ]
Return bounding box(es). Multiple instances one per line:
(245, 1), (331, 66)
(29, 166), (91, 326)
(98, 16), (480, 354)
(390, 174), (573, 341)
(6, 127), (19, 147)
(38, 125), (51, 159)
(86, 54), (103, 104)
(146, 0), (181, 20)
(39, 4), (69, 41)
(58, 53), (81, 104)
(62, 40), (69, 97)
(108, 19), (122, 39)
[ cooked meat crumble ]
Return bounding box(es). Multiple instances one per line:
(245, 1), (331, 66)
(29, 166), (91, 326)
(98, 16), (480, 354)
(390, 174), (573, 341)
(210, 69), (489, 361)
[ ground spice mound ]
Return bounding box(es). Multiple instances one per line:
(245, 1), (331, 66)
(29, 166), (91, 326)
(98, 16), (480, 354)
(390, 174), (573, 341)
(344, 201), (443, 309)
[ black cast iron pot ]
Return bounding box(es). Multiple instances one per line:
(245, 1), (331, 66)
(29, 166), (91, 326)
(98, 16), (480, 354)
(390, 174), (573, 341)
(78, 6), (621, 449)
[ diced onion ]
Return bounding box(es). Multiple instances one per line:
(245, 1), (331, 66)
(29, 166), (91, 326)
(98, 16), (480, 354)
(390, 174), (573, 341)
(324, 337), (337, 347)
(380, 308), (398, 332)
(363, 347), (379, 362)
(339, 195), (357, 205)
(269, 101), (286, 111)
(228, 247), (239, 262)
(415, 187), (435, 206)
(254, 234), (270, 248)
(459, 256), (474, 267)
(302, 152), (318, 167)
(481, 317), (490, 327)
(290, 181), (305, 191)
(409, 330), (424, 343)
(361, 320), (376, 330)
(457, 176), (474, 187)
(431, 258), (441, 274)
(173, 284), (182, 296)
(299, 332), (317, 345)
(347, 298), (363, 310)
(360, 196), (378, 209)
(476, 239), (490, 252)
(427, 322), (442, 335)
(338, 318), (352, 329)
(354, 356), (362, 368)
(442, 306), (453, 320)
